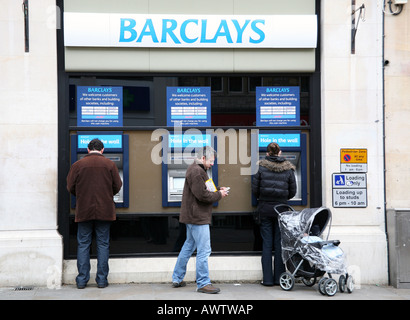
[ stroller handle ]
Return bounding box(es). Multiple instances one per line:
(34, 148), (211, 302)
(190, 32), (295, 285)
(273, 204), (295, 215)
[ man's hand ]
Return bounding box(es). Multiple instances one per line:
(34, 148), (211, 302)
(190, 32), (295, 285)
(219, 187), (230, 198)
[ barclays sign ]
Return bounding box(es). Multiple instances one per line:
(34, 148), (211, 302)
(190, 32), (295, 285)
(64, 13), (317, 49)
(118, 17), (266, 45)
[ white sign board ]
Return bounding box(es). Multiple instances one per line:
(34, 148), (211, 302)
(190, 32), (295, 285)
(332, 173), (366, 188)
(332, 173), (367, 208)
(341, 163), (368, 173)
(332, 189), (367, 208)
(64, 13), (317, 49)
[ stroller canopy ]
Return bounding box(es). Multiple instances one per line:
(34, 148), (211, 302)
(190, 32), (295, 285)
(279, 207), (331, 242)
(278, 207), (346, 274)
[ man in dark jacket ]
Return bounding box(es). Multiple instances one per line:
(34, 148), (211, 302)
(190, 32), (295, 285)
(67, 138), (122, 289)
(172, 146), (229, 294)
(252, 142), (296, 286)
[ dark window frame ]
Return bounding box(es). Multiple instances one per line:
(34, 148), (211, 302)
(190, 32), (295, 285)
(56, 0), (321, 259)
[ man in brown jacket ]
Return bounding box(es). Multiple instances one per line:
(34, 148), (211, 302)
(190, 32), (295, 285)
(172, 146), (229, 294)
(67, 138), (122, 289)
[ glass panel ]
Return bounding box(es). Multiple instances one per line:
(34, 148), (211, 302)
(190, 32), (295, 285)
(249, 77), (262, 92)
(210, 77), (223, 92)
(68, 214), (260, 257)
(68, 75), (310, 127)
(228, 76), (243, 93)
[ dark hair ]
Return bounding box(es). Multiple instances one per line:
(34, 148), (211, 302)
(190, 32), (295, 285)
(267, 142), (281, 156)
(88, 138), (104, 151)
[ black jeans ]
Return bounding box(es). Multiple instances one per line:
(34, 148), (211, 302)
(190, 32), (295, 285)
(259, 216), (285, 285)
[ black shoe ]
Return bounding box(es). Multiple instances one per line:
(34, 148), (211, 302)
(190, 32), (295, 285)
(260, 281), (274, 287)
(76, 283), (86, 289)
(97, 283), (109, 288)
(172, 281), (186, 288)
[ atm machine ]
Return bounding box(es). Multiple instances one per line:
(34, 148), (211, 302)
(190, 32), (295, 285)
(251, 130), (307, 206)
(70, 131), (129, 208)
(162, 132), (218, 207)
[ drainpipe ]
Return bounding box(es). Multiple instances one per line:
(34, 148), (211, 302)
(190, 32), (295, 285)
(381, 5), (390, 285)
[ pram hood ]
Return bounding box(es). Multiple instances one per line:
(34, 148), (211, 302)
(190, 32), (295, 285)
(278, 207), (346, 274)
(278, 207), (331, 239)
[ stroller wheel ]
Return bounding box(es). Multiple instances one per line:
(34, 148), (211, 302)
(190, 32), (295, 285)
(324, 278), (338, 296)
(302, 277), (317, 287)
(346, 275), (354, 293)
(339, 275), (346, 293)
(279, 272), (294, 291)
(318, 277), (328, 295)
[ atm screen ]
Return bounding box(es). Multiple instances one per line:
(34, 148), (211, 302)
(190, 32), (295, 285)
(173, 177), (185, 190)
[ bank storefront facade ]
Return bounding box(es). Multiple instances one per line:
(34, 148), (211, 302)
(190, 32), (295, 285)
(1, 0), (393, 287)
(58, 0), (326, 284)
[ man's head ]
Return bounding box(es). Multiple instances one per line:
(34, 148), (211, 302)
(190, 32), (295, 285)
(87, 138), (104, 153)
(196, 146), (216, 169)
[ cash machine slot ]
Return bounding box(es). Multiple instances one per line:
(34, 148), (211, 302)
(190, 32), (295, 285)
(105, 153), (124, 204)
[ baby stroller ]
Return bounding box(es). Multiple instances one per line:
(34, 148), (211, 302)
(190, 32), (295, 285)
(275, 204), (354, 296)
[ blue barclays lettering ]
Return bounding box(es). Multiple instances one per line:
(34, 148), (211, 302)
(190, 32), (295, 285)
(180, 19), (199, 43)
(232, 19), (250, 43)
(118, 17), (266, 45)
(211, 20), (233, 43)
(200, 19), (214, 43)
(119, 18), (137, 42)
(136, 19), (159, 43)
(250, 20), (265, 44)
(162, 19), (181, 44)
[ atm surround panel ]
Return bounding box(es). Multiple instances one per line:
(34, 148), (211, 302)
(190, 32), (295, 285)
(162, 133), (217, 207)
(70, 133), (129, 208)
(252, 131), (307, 206)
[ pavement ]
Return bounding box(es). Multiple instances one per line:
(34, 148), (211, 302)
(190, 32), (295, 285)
(1, 281), (408, 318)
(1, 281), (409, 301)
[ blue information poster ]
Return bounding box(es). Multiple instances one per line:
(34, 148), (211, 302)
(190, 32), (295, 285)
(256, 86), (300, 126)
(167, 87), (211, 127)
(77, 86), (123, 127)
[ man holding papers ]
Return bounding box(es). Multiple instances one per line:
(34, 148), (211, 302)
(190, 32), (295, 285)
(172, 146), (229, 294)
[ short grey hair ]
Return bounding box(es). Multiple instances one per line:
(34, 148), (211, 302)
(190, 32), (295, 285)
(196, 146), (216, 159)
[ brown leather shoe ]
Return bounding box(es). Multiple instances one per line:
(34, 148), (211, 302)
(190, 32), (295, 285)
(197, 284), (220, 294)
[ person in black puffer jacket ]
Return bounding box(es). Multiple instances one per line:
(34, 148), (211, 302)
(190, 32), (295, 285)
(252, 142), (297, 286)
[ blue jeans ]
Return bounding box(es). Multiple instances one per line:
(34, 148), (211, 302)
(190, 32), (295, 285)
(172, 224), (212, 289)
(259, 216), (285, 285)
(76, 220), (111, 286)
